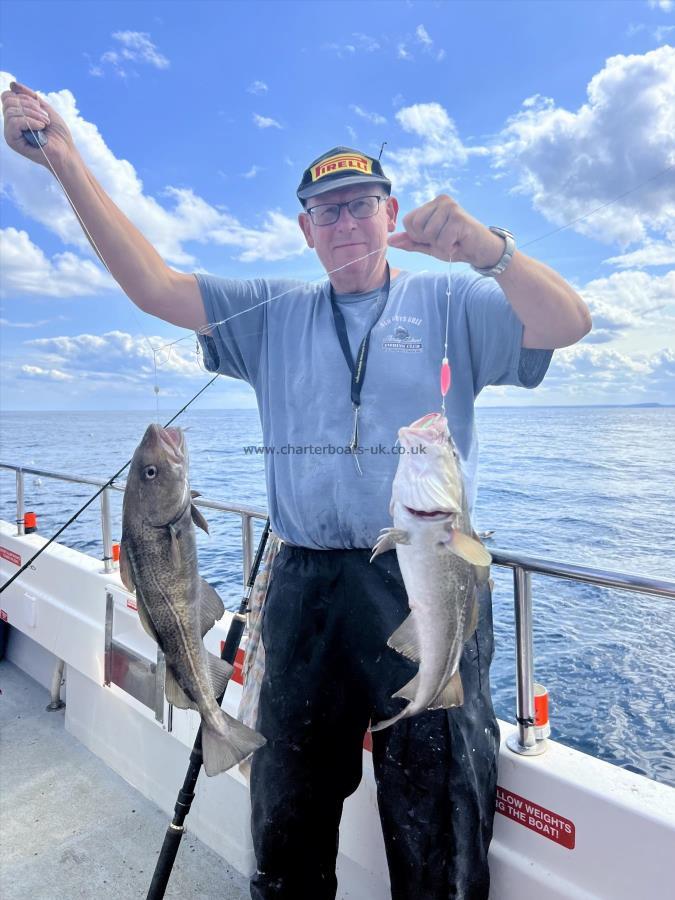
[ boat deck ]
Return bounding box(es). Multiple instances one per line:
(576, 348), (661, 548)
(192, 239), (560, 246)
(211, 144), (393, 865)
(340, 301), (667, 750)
(0, 660), (250, 900)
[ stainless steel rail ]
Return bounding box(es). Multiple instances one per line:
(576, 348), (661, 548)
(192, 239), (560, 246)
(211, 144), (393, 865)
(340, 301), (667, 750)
(2, 462), (674, 757)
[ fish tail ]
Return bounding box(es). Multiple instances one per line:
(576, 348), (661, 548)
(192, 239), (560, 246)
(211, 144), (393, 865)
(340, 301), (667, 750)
(369, 708), (409, 733)
(201, 712), (266, 777)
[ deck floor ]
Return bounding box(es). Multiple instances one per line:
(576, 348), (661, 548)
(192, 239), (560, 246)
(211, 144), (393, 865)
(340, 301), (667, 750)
(0, 659), (251, 899)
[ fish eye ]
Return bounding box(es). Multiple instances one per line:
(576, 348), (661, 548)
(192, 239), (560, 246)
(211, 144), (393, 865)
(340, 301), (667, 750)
(143, 465), (158, 480)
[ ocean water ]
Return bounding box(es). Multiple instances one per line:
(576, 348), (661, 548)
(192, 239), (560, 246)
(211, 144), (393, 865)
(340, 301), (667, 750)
(1, 406), (674, 787)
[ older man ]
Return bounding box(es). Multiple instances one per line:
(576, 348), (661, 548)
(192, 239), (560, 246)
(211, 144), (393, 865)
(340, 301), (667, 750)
(3, 83), (590, 900)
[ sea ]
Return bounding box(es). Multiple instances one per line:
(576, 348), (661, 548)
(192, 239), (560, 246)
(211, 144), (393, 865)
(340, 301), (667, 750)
(1, 406), (674, 788)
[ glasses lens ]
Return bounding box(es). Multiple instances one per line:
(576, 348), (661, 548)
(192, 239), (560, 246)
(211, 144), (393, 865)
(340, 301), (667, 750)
(310, 204), (340, 226)
(348, 196), (380, 219)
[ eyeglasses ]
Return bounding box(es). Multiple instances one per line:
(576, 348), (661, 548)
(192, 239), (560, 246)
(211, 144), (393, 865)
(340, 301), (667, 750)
(306, 195), (385, 226)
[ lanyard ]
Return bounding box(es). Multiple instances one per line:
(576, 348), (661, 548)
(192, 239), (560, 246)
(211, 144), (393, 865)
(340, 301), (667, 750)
(329, 265), (391, 460)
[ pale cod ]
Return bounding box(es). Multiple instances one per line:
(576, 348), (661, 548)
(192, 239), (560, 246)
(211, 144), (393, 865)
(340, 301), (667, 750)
(371, 413), (492, 732)
(120, 423), (266, 775)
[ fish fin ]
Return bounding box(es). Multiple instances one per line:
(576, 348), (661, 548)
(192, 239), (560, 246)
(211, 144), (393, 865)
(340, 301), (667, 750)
(387, 613), (422, 662)
(201, 712), (266, 776)
(446, 529), (492, 567)
(238, 757), (252, 783)
(119, 542), (135, 593)
(429, 671), (464, 709)
(191, 503), (209, 534)
(191, 490), (201, 498)
(370, 527), (410, 562)
(392, 672), (420, 702)
(169, 524), (182, 566)
(207, 652), (233, 697)
(165, 667), (198, 710)
(136, 595), (159, 644)
(200, 579), (226, 636)
(464, 592), (479, 642)
(369, 708), (408, 733)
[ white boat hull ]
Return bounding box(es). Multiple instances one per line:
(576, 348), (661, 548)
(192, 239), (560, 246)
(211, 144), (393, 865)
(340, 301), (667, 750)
(2, 520), (674, 899)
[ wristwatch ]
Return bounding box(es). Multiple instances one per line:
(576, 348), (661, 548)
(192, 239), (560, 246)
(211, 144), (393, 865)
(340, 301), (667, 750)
(471, 226), (516, 277)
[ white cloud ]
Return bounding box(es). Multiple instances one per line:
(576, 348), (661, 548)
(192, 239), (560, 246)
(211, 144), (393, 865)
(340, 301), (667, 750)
(416, 24), (432, 46)
(648, 0), (673, 10)
(346, 125), (357, 142)
(253, 113), (283, 129)
(247, 80), (268, 95)
(209, 210), (307, 263)
(654, 24), (675, 39)
(415, 25), (445, 62)
(242, 165), (263, 179)
(397, 43), (412, 61)
(91, 31), (169, 78)
(323, 33), (380, 57)
(491, 46), (675, 251)
(0, 317), (60, 328)
(384, 102), (488, 203)
(352, 33), (380, 52)
(350, 104), (387, 126)
(577, 268), (675, 343)
(24, 330), (203, 382)
(543, 344), (674, 402)
(20, 364), (73, 381)
(0, 228), (115, 297)
(0, 72), (307, 270)
(604, 235), (675, 268)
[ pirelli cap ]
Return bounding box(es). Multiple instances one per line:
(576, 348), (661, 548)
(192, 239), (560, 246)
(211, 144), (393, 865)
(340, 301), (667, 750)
(297, 146), (391, 203)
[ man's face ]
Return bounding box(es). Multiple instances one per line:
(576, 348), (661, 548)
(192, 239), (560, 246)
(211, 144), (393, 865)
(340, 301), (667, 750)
(298, 184), (398, 289)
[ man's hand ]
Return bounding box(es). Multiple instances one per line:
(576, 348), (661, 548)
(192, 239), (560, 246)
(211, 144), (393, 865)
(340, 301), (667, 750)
(2, 81), (76, 170)
(388, 195), (505, 269)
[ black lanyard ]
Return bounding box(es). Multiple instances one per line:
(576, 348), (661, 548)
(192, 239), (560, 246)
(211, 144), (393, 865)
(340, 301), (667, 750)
(329, 265), (391, 456)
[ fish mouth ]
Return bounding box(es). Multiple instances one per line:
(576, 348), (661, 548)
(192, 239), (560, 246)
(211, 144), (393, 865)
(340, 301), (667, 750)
(404, 506), (452, 521)
(399, 413), (449, 449)
(145, 423), (186, 465)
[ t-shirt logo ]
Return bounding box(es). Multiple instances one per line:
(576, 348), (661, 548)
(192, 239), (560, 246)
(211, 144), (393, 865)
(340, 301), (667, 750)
(382, 324), (423, 352)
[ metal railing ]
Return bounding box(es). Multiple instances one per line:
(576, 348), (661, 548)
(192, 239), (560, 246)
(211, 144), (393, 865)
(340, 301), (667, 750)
(0, 463), (266, 583)
(2, 462), (675, 756)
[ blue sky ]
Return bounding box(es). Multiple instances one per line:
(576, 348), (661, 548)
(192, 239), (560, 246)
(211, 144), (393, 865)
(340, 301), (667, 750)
(1, 0), (674, 411)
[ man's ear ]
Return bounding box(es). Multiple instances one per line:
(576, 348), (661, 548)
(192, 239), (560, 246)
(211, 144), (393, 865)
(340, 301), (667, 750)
(386, 196), (399, 233)
(298, 212), (315, 248)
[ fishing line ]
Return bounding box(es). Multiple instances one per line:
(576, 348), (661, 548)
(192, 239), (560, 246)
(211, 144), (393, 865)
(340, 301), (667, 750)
(0, 374), (219, 595)
(9, 98), (673, 589)
(19, 109), (165, 418)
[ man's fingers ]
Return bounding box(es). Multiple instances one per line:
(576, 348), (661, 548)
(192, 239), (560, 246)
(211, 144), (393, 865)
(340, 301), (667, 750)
(388, 234), (434, 255)
(10, 81), (40, 99)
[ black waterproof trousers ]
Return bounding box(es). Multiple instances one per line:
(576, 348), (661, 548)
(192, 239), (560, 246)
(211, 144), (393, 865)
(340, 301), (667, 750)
(250, 546), (500, 900)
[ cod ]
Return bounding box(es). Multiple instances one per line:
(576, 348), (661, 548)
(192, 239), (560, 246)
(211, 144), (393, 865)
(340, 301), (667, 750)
(371, 413), (492, 732)
(120, 423), (265, 775)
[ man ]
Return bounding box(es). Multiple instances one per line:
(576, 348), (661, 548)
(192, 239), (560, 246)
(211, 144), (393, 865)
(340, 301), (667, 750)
(3, 83), (591, 899)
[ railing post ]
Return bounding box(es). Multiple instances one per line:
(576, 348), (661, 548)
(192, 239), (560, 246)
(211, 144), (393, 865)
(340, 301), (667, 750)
(100, 487), (114, 574)
(241, 513), (253, 587)
(16, 468), (25, 535)
(506, 565), (546, 756)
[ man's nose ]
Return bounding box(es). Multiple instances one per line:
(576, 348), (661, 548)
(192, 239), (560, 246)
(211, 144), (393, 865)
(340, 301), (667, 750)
(336, 204), (358, 227)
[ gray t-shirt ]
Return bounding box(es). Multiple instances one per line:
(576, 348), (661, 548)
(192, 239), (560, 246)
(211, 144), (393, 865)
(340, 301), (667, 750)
(197, 269), (552, 549)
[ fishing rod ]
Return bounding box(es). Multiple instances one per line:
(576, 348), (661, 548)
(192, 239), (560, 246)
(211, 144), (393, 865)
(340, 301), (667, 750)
(146, 517), (271, 900)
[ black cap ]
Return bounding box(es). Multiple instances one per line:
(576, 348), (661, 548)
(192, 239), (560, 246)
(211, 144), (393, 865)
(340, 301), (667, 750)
(297, 146), (391, 203)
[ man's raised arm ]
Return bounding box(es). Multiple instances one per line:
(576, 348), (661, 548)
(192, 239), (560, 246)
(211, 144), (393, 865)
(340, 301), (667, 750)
(2, 81), (206, 331)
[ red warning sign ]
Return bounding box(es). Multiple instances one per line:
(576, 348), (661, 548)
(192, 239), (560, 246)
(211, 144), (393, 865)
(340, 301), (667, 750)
(496, 786), (575, 849)
(0, 546), (21, 567)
